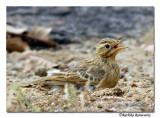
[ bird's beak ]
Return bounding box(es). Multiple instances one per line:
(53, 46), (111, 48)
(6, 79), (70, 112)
(113, 39), (128, 51)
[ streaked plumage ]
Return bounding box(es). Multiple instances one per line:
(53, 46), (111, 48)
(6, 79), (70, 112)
(30, 38), (127, 89)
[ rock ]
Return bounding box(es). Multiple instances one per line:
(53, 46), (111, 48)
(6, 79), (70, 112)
(121, 67), (128, 73)
(126, 93), (133, 97)
(105, 107), (116, 112)
(22, 88), (30, 93)
(113, 88), (124, 96)
(97, 104), (103, 109)
(130, 83), (138, 87)
(120, 74), (125, 79)
(90, 97), (96, 102)
(145, 44), (154, 53)
(35, 69), (47, 77)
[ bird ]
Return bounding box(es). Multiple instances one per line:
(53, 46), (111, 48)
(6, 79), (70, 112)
(30, 38), (128, 89)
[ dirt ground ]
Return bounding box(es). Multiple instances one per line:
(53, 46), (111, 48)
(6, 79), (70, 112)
(6, 28), (154, 112)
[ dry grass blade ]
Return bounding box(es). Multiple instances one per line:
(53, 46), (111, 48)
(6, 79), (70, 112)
(7, 82), (20, 111)
(19, 92), (41, 112)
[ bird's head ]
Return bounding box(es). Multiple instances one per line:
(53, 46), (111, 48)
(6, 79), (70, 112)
(95, 38), (128, 60)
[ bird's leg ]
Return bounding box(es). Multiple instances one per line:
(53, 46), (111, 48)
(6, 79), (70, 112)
(83, 80), (91, 100)
(35, 82), (48, 91)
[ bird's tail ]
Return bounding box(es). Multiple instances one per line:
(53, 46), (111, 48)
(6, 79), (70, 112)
(44, 71), (86, 85)
(21, 71), (86, 87)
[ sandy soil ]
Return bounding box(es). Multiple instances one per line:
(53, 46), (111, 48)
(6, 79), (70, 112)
(6, 28), (154, 112)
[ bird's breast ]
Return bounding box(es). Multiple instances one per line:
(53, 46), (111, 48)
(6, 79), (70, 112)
(100, 62), (120, 88)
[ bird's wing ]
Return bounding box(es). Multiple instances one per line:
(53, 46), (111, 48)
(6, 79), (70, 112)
(77, 64), (105, 83)
(41, 58), (105, 86)
(42, 71), (86, 85)
(27, 59), (105, 86)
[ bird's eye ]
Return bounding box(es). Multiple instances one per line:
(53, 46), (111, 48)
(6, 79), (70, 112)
(105, 44), (110, 48)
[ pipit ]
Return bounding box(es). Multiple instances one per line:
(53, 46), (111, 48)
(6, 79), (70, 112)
(31, 38), (128, 89)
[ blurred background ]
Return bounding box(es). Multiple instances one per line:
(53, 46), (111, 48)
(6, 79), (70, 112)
(7, 7), (154, 44)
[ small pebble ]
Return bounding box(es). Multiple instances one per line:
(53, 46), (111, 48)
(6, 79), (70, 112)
(35, 69), (47, 77)
(90, 98), (96, 102)
(113, 88), (124, 96)
(120, 74), (125, 79)
(97, 104), (103, 108)
(51, 102), (55, 106)
(131, 83), (138, 87)
(123, 78), (127, 81)
(105, 107), (116, 112)
(22, 88), (29, 93)
(121, 67), (128, 73)
(127, 93), (133, 97)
